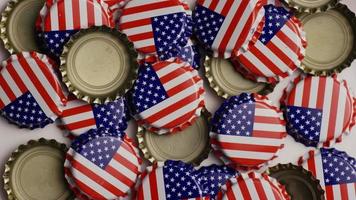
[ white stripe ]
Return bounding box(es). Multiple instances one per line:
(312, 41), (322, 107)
(214, 0), (227, 13)
(122, 25), (153, 36)
(64, 0), (74, 29)
(272, 35), (298, 62)
(280, 23), (302, 51)
(79, 0), (88, 29)
(261, 179), (277, 199)
(50, 3), (59, 31)
(108, 159), (136, 181)
(293, 78), (304, 107)
(255, 107), (279, 117)
(113, 148), (138, 180)
(256, 40), (290, 72)
(212, 1), (241, 50)
(2, 68), (22, 97)
(62, 111), (95, 125)
(11, 61), (53, 117)
(222, 149), (275, 160)
(71, 167), (115, 198)
(156, 63), (183, 78)
(253, 123), (285, 132)
(245, 179), (260, 199)
(162, 73), (193, 91)
(334, 85), (347, 138)
(142, 174), (152, 199)
(138, 84), (198, 119)
(332, 185), (342, 200)
(120, 6), (184, 23)
(125, 0), (168, 8)
(93, 0), (103, 26)
(202, 0), (212, 8)
(242, 50), (274, 76)
(65, 100), (88, 109)
(68, 149), (130, 192)
(320, 78), (333, 142)
(308, 77), (319, 108)
(315, 154), (325, 187)
(214, 133), (284, 146)
(347, 183), (356, 199)
(0, 86), (11, 106)
(117, 146), (139, 168)
(156, 168), (166, 199)
(133, 38), (155, 48)
(230, 184), (244, 199)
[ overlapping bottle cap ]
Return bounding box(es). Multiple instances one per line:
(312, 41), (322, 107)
(234, 4), (306, 84)
(281, 75), (356, 147)
(283, 0), (339, 13)
(64, 128), (141, 200)
(298, 148), (356, 200)
(130, 57), (205, 134)
(210, 93), (287, 170)
(193, 0), (265, 58)
(0, 52), (66, 129)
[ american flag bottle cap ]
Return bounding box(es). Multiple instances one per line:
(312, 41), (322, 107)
(0, 52), (67, 129)
(235, 4), (306, 84)
(282, 0), (339, 13)
(118, 0), (193, 59)
(129, 57), (205, 135)
(64, 128), (141, 200)
(193, 164), (239, 199)
(217, 172), (290, 200)
(136, 109), (210, 165)
(210, 93), (287, 170)
(135, 160), (208, 199)
(282, 75), (355, 147)
(193, 0), (266, 58)
(58, 95), (129, 137)
(37, 0), (115, 58)
(298, 148), (356, 200)
(60, 26), (139, 104)
(204, 56), (273, 99)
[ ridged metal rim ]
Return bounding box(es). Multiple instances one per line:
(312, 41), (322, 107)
(282, 0), (339, 13)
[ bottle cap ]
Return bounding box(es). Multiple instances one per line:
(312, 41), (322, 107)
(281, 75), (355, 147)
(118, 0), (192, 58)
(193, 0), (265, 58)
(298, 148), (356, 200)
(205, 56), (273, 99)
(283, 0), (339, 13)
(135, 160), (208, 199)
(38, 0), (115, 58)
(297, 4), (356, 75)
(60, 26), (138, 104)
(137, 109), (210, 165)
(267, 163), (325, 200)
(64, 129), (141, 199)
(130, 57), (205, 134)
(236, 5), (306, 84)
(0, 52), (67, 129)
(210, 93), (287, 170)
(194, 164), (239, 199)
(0, 0), (45, 54)
(3, 138), (74, 200)
(58, 95), (129, 137)
(217, 172), (290, 200)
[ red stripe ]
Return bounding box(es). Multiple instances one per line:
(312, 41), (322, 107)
(0, 76), (17, 101)
(237, 176), (252, 199)
(271, 184), (284, 200)
(252, 130), (285, 139)
(208, 0), (219, 10)
(163, 109), (196, 129)
(220, 0), (234, 16)
(219, 0), (249, 56)
(129, 32), (154, 42)
(226, 187), (237, 200)
(307, 151), (317, 177)
(148, 169), (159, 200)
(254, 116), (283, 124)
(325, 185), (334, 200)
(137, 46), (156, 53)
(62, 104), (93, 117)
(18, 54), (61, 115)
(7, 64), (27, 93)
(152, 61), (173, 71)
(276, 27), (300, 56)
(287, 86), (296, 106)
(72, 0), (81, 29)
(0, 100), (4, 109)
(67, 154), (126, 196)
(316, 77), (326, 109)
(105, 165), (135, 188)
(266, 41), (294, 67)
(166, 78), (196, 97)
(340, 184), (349, 200)
(254, 179), (268, 200)
(122, 0), (177, 15)
(218, 141), (280, 152)
(301, 75), (311, 107)
(87, 0), (95, 26)
(238, 54), (265, 77)
(137, 184), (144, 200)
(113, 153), (139, 174)
(327, 81), (340, 141)
(343, 97), (352, 133)
(58, 0), (66, 30)
(119, 18), (152, 29)
(159, 68), (186, 84)
(231, 157), (266, 167)
(65, 118), (96, 130)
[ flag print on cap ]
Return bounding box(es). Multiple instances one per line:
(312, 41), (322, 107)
(210, 93), (286, 170)
(193, 0), (265, 58)
(136, 160), (209, 199)
(38, 0), (114, 57)
(130, 58), (205, 134)
(194, 165), (238, 199)
(58, 96), (129, 137)
(298, 148), (356, 200)
(64, 129), (141, 200)
(217, 172), (290, 200)
(118, 0), (192, 58)
(283, 76), (355, 147)
(0, 52), (66, 129)
(236, 5), (306, 83)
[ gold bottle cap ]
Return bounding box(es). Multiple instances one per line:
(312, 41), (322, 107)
(0, 0), (44, 54)
(282, 0), (339, 13)
(204, 56), (273, 99)
(298, 4), (356, 75)
(3, 138), (74, 200)
(137, 110), (211, 165)
(60, 26), (138, 104)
